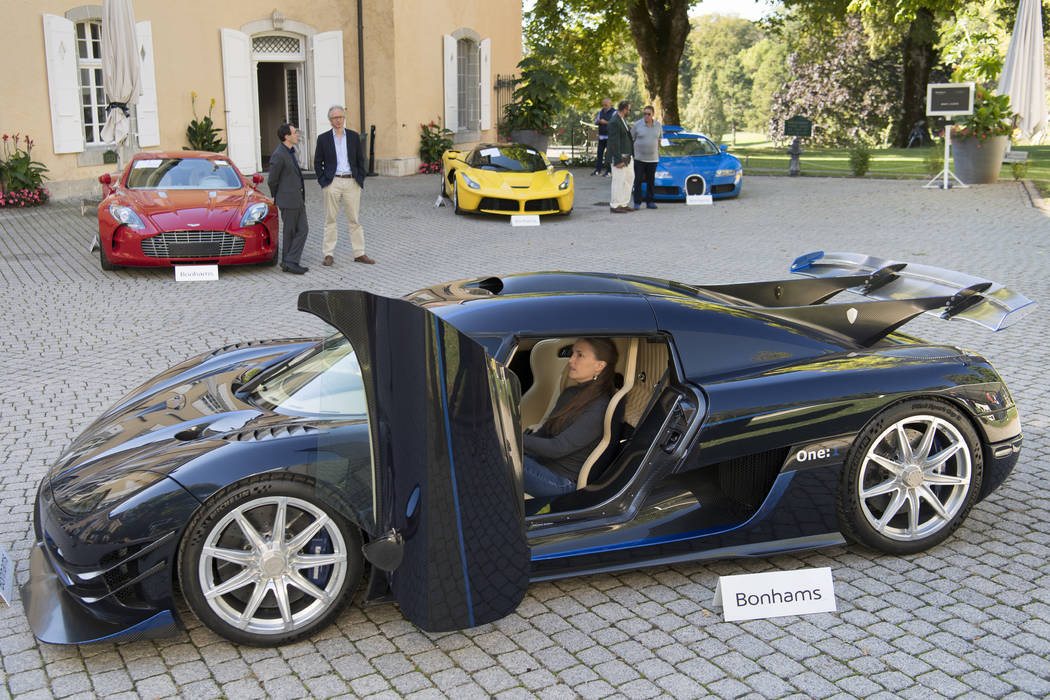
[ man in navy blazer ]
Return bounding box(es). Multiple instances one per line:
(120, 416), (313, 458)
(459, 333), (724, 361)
(313, 105), (374, 265)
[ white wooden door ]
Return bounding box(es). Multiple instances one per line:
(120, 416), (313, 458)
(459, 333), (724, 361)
(221, 28), (256, 174)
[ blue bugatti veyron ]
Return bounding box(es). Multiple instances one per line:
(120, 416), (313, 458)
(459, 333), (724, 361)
(650, 126), (743, 201)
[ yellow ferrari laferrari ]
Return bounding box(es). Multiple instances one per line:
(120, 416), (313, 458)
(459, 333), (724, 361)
(440, 143), (574, 216)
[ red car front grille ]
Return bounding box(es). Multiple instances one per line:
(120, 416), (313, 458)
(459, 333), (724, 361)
(140, 231), (245, 258)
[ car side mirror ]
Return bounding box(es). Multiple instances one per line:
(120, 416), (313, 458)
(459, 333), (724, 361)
(720, 145), (729, 153)
(98, 173), (112, 185)
(252, 173), (264, 188)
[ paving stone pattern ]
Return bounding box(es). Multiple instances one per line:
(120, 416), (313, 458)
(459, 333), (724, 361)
(0, 173), (1048, 699)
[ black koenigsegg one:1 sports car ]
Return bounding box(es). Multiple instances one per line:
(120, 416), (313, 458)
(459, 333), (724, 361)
(22, 252), (1031, 646)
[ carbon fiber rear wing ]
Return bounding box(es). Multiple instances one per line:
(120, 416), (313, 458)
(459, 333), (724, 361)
(696, 251), (1033, 347)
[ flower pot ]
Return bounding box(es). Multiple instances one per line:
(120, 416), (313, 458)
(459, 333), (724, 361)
(510, 130), (549, 154)
(952, 135), (1008, 185)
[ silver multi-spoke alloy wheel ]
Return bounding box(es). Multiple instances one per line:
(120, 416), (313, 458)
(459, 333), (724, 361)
(198, 495), (347, 635)
(858, 414), (971, 541)
(181, 478), (362, 646)
(840, 399), (982, 555)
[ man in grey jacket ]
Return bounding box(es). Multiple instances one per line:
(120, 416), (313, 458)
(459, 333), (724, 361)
(267, 123), (309, 274)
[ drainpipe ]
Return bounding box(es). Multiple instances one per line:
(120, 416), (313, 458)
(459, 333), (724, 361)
(357, 0), (366, 134)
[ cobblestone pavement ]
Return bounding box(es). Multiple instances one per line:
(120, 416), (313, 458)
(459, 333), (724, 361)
(1, 172), (1048, 699)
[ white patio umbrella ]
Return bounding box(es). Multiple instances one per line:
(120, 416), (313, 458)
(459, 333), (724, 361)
(99, 0), (141, 148)
(998, 0), (1047, 140)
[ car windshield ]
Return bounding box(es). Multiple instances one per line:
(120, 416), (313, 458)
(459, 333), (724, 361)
(660, 137), (720, 157)
(125, 157), (243, 190)
(250, 334), (367, 417)
(468, 145), (548, 172)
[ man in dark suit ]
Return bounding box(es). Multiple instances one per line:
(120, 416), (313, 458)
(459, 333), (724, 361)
(313, 105), (374, 266)
(267, 123), (309, 274)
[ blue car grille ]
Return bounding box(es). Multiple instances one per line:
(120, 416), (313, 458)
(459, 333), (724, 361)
(141, 231), (245, 258)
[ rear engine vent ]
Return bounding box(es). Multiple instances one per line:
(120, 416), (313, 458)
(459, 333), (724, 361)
(222, 424), (320, 442)
(718, 447), (789, 510)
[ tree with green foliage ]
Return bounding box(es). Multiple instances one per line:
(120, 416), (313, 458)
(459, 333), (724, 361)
(768, 16), (900, 146)
(527, 0), (694, 125)
(741, 39), (791, 131)
(778, 0), (958, 146)
(682, 15), (766, 138)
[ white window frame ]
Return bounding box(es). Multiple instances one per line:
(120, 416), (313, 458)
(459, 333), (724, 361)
(443, 29), (491, 143)
(75, 18), (111, 146)
(43, 9), (159, 158)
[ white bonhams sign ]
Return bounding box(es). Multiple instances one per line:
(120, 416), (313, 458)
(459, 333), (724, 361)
(713, 567), (837, 622)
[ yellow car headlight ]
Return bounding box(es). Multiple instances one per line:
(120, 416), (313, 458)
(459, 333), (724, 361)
(559, 173), (572, 190)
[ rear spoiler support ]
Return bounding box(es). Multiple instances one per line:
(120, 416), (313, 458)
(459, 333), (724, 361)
(789, 251), (1033, 332)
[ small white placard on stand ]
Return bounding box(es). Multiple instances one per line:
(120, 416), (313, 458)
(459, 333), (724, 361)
(511, 215), (541, 227)
(713, 567), (836, 621)
(175, 265), (219, 281)
(0, 546), (14, 607)
(687, 194), (713, 206)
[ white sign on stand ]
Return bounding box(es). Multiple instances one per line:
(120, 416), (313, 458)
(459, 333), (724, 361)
(511, 215), (541, 227)
(175, 265), (219, 281)
(924, 82), (974, 190)
(0, 546), (14, 607)
(687, 194), (713, 206)
(713, 567), (836, 621)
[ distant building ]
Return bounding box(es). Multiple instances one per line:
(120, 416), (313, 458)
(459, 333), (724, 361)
(9, 1), (521, 198)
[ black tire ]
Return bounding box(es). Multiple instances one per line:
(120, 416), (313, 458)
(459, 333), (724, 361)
(99, 243), (117, 270)
(838, 398), (983, 555)
(439, 166), (447, 198)
(452, 177), (463, 215)
(178, 475), (363, 646)
(262, 250), (279, 267)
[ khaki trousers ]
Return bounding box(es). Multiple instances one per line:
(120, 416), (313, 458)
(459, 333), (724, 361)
(610, 158), (635, 208)
(322, 177), (365, 258)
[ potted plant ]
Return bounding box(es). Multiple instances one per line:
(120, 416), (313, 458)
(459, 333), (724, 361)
(500, 47), (570, 153)
(950, 85), (1015, 184)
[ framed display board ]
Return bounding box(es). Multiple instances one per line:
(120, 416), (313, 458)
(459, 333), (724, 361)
(927, 83), (974, 116)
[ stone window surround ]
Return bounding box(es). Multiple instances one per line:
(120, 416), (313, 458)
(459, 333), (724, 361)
(449, 27), (482, 144)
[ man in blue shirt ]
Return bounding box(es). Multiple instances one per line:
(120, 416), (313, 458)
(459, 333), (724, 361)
(313, 105), (374, 266)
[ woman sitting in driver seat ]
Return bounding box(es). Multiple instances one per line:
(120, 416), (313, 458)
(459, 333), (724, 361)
(523, 338), (618, 501)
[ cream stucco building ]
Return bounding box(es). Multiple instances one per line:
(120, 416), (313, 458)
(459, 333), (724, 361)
(5, 0), (522, 198)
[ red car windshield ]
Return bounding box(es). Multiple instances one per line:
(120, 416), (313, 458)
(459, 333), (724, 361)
(125, 158), (243, 190)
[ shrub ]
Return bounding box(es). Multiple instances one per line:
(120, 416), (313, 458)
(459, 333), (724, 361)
(924, 143), (944, 176)
(848, 141), (871, 176)
(418, 120), (453, 169)
(0, 133), (49, 207)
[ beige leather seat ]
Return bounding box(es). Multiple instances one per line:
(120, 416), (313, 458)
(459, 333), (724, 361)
(576, 338), (638, 488)
(519, 338), (572, 431)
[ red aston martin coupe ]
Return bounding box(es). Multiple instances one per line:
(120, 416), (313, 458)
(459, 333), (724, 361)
(97, 151), (278, 270)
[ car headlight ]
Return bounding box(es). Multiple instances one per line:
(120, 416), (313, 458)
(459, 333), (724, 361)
(654, 171), (672, 179)
(240, 202), (269, 227)
(461, 172), (481, 190)
(109, 204), (145, 230)
(559, 173), (572, 190)
(53, 470), (168, 515)
(716, 168), (737, 177)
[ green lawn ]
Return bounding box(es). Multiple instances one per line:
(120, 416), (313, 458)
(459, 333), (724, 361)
(726, 135), (1049, 185)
